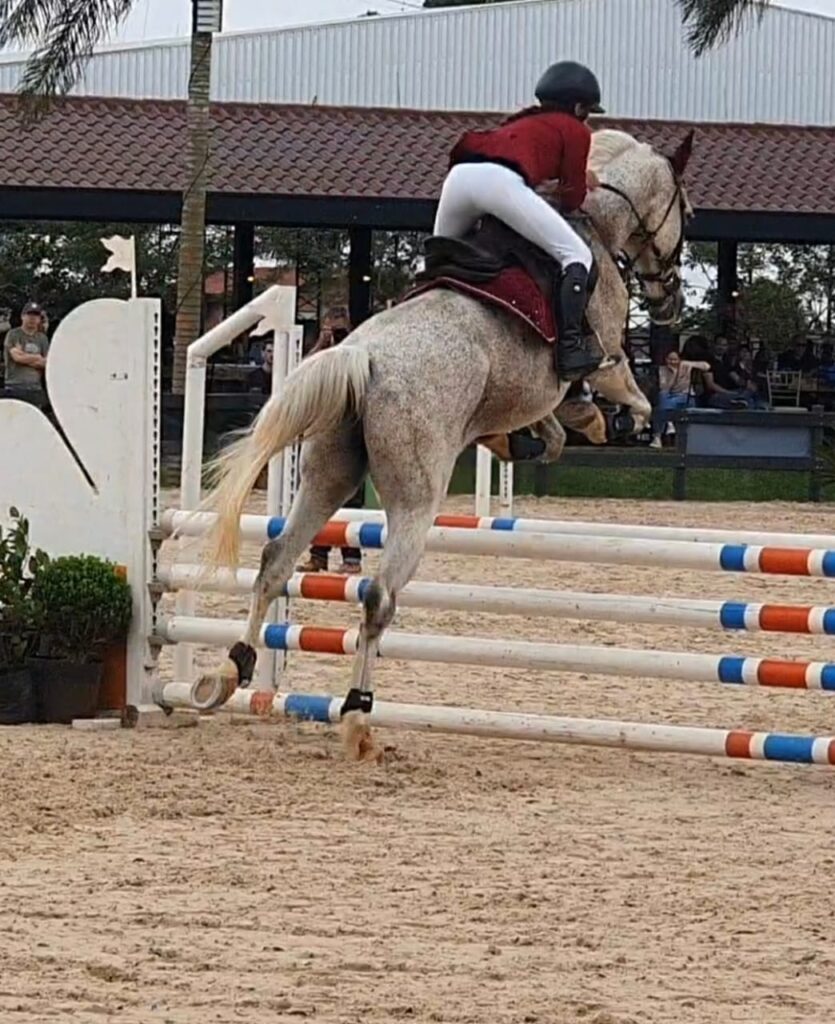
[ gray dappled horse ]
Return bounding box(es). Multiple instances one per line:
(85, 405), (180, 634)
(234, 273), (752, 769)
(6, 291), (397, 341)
(195, 128), (694, 759)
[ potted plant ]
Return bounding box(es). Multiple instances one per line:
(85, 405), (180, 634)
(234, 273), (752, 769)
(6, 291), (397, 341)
(30, 555), (132, 723)
(0, 508), (48, 725)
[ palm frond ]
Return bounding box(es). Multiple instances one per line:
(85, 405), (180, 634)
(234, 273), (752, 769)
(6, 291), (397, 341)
(0, 0), (55, 47)
(677, 0), (770, 55)
(0, 0), (135, 122)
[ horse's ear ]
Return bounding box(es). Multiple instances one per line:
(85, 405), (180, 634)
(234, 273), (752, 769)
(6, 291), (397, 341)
(668, 130), (695, 177)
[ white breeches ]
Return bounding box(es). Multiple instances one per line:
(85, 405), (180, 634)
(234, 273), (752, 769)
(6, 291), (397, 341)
(433, 161), (592, 271)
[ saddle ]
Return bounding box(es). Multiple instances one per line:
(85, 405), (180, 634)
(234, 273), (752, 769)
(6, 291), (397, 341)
(411, 213), (598, 344)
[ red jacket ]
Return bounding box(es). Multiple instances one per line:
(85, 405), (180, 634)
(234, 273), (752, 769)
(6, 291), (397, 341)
(450, 109), (591, 211)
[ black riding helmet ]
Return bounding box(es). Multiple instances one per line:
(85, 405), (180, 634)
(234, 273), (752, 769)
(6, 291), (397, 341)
(535, 61), (604, 114)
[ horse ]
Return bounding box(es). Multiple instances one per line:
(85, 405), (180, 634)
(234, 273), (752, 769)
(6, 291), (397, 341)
(193, 128), (694, 760)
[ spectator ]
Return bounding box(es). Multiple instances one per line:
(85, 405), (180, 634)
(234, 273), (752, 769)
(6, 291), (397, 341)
(818, 341), (835, 386)
(752, 341), (772, 376)
(3, 301), (49, 408)
(247, 341), (273, 394)
(679, 333), (712, 405)
(778, 336), (817, 372)
(649, 349), (710, 449)
(703, 334), (756, 409)
(296, 308), (364, 575)
(681, 333), (710, 362)
(308, 306), (350, 354)
(729, 345), (767, 408)
(801, 340), (819, 372)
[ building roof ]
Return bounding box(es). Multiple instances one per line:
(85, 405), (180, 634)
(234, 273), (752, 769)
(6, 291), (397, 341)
(0, 0), (833, 126)
(3, 93), (835, 215)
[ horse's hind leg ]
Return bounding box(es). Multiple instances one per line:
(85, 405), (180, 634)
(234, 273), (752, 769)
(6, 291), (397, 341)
(196, 427), (367, 709)
(342, 493), (449, 762)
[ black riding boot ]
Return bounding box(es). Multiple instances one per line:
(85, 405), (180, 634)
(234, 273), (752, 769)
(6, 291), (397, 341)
(556, 263), (606, 382)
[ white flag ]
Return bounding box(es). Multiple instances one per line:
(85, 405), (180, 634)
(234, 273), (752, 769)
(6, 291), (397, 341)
(101, 235), (137, 298)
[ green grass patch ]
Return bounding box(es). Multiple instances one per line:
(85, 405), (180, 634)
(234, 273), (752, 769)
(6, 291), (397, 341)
(160, 452), (826, 504)
(448, 454), (821, 502)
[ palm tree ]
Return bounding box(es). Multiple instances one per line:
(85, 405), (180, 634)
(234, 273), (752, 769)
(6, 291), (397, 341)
(0, 0), (218, 394)
(677, 1), (770, 55)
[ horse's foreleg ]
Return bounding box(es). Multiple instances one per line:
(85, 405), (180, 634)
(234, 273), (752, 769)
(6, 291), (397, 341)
(528, 413), (567, 461)
(589, 357), (652, 435)
(342, 500), (442, 762)
(555, 398), (608, 445)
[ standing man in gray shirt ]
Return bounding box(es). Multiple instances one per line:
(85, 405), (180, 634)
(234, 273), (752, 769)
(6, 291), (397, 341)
(3, 301), (49, 407)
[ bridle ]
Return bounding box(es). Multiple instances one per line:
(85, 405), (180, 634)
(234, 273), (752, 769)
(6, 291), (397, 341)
(597, 163), (688, 314)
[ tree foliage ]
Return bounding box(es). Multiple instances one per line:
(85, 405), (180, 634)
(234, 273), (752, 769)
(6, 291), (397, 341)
(0, 221), (230, 329)
(256, 227), (426, 315)
(681, 241), (834, 348)
(0, 0), (135, 119)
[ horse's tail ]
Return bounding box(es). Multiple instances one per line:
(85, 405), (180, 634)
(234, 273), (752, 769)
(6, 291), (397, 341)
(199, 343), (371, 567)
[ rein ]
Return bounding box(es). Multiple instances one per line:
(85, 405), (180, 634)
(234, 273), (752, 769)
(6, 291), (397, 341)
(596, 165), (687, 310)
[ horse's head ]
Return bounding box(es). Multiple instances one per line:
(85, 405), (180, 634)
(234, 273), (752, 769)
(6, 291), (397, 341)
(589, 129), (694, 326)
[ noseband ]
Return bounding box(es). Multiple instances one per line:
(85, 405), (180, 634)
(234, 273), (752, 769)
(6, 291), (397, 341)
(597, 163), (687, 312)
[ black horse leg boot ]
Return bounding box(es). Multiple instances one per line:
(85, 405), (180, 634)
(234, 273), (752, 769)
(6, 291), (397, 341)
(556, 263), (606, 382)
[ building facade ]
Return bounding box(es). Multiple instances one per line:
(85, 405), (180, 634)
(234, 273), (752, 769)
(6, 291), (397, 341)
(0, 0), (832, 125)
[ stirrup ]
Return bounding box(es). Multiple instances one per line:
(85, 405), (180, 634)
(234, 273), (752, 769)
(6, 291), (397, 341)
(557, 329), (618, 381)
(584, 330), (620, 374)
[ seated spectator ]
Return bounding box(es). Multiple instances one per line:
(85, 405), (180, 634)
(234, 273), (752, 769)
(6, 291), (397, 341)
(752, 341), (772, 377)
(802, 340), (820, 372)
(728, 345), (767, 408)
(3, 301), (49, 408)
(703, 333), (761, 409)
(296, 308), (363, 574)
(778, 336), (817, 372)
(247, 341), (273, 394)
(649, 349), (710, 449)
(681, 333), (710, 362)
(679, 334), (712, 404)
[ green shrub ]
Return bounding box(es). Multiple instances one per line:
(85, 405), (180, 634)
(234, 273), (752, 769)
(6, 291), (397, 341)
(31, 555), (132, 662)
(0, 508), (48, 668)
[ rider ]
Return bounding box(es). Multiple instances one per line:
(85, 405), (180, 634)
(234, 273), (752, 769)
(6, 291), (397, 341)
(434, 60), (606, 381)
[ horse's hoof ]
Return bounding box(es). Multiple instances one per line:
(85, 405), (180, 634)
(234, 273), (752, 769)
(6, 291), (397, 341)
(341, 711), (383, 764)
(190, 659), (239, 710)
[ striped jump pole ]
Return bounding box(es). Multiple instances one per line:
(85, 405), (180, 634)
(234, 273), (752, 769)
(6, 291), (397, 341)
(155, 616), (835, 694)
(155, 684), (835, 767)
(158, 565), (835, 636)
(303, 507), (835, 551)
(161, 510), (835, 578)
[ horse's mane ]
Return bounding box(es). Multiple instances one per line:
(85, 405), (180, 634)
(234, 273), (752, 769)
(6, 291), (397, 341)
(588, 129), (654, 174)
